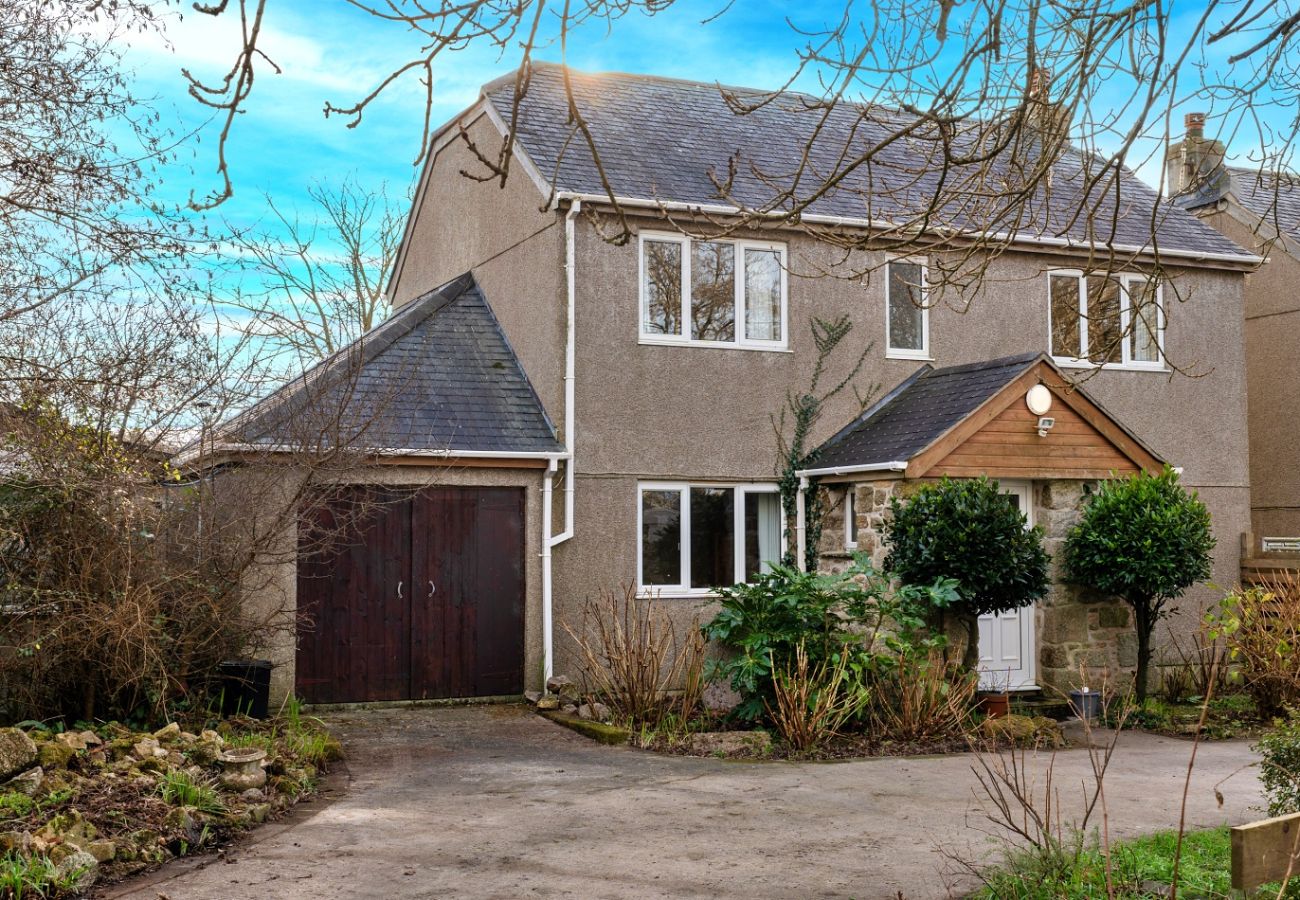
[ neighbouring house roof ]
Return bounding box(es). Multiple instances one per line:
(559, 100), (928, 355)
(207, 274), (561, 458)
(477, 64), (1253, 264)
(802, 352), (1164, 480)
(1180, 164), (1300, 243)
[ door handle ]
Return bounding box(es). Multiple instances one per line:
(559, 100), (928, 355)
(397, 580), (403, 599)
(428, 581), (436, 597)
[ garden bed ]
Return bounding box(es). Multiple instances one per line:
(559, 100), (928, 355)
(1106, 692), (1270, 742)
(0, 707), (340, 898)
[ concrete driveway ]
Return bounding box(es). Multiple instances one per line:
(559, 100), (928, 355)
(106, 704), (1264, 900)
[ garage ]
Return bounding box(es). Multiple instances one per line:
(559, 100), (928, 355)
(295, 485), (526, 704)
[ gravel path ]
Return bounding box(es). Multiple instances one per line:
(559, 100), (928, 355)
(104, 704), (1264, 900)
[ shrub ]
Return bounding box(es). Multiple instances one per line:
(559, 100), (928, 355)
(869, 649), (978, 743)
(703, 555), (955, 722)
(1257, 711), (1300, 817)
(1207, 571), (1300, 719)
(158, 769), (226, 815)
(1064, 467), (1214, 702)
(765, 642), (868, 751)
(561, 584), (705, 727)
(885, 477), (1051, 670)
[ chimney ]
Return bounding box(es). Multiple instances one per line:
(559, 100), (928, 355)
(1165, 111), (1226, 197)
(1026, 68), (1069, 147)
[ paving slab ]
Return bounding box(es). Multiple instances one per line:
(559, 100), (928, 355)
(103, 704), (1265, 900)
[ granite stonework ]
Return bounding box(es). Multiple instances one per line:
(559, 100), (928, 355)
(814, 478), (1137, 696)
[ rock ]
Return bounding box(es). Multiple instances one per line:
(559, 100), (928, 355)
(702, 681), (743, 714)
(38, 741), (74, 770)
(84, 840), (117, 863)
(79, 731), (101, 747)
(163, 807), (202, 845)
(179, 731), (199, 744)
(0, 729), (38, 781)
(153, 722), (181, 740)
(240, 788), (265, 802)
(55, 849), (99, 892)
(545, 675), (581, 701)
(131, 737), (160, 759)
(55, 732), (89, 752)
(683, 731), (772, 758)
(561, 703), (578, 714)
(535, 696), (560, 711)
(248, 803), (272, 824)
(577, 702), (611, 722)
(0, 831), (29, 853)
(524, 690), (542, 703)
(199, 730), (225, 747)
(980, 714), (1065, 748)
(188, 737), (224, 766)
(2, 766), (43, 796)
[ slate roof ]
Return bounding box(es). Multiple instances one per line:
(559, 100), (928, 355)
(1182, 165), (1300, 242)
(808, 353), (1044, 471)
(224, 274), (561, 455)
(482, 64), (1252, 261)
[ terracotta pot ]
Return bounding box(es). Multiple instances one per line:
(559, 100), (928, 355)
(978, 692), (1011, 719)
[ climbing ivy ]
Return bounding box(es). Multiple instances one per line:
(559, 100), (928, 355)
(773, 315), (875, 570)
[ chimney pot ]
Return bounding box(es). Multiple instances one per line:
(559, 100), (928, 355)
(1185, 112), (1205, 139)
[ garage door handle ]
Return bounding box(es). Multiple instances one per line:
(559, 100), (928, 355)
(397, 580), (403, 599)
(428, 581), (436, 597)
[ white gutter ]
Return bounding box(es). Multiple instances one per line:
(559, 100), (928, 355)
(552, 191), (1263, 267)
(795, 460), (909, 478)
(795, 476), (809, 573)
(540, 458), (557, 682)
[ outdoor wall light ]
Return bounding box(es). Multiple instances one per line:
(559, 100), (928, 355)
(1025, 383), (1053, 416)
(1037, 416), (1056, 438)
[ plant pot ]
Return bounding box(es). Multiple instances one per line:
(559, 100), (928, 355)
(218, 746), (267, 791)
(978, 691), (1011, 719)
(1069, 688), (1103, 721)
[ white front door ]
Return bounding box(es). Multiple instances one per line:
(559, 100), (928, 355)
(977, 481), (1037, 691)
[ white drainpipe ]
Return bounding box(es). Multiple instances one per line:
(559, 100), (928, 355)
(541, 198), (581, 685)
(795, 476), (809, 572)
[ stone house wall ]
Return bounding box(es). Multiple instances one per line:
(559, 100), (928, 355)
(815, 478), (1140, 696)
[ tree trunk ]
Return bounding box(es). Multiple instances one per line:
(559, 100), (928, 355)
(961, 610), (981, 672)
(1134, 601), (1153, 703)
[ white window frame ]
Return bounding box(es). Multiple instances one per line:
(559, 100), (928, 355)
(637, 231), (789, 351)
(844, 488), (858, 550)
(1047, 269), (1166, 371)
(636, 481), (783, 595)
(884, 257), (931, 360)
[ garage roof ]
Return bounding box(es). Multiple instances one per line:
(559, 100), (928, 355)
(222, 273), (562, 457)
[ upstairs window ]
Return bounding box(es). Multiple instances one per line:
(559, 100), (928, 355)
(1049, 271), (1163, 368)
(638, 483), (782, 592)
(886, 260), (929, 358)
(640, 233), (787, 348)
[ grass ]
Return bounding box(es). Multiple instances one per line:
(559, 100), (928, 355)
(157, 770), (226, 815)
(974, 827), (1299, 898)
(0, 852), (80, 900)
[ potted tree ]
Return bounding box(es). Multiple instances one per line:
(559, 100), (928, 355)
(885, 477), (1051, 706)
(1064, 467), (1215, 703)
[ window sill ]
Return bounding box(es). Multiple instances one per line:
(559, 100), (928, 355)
(638, 336), (792, 353)
(1051, 357), (1168, 373)
(637, 589), (723, 600)
(886, 351), (933, 361)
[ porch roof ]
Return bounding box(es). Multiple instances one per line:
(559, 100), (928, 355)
(800, 353), (1165, 481)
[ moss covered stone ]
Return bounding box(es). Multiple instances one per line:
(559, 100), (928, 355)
(538, 711), (630, 746)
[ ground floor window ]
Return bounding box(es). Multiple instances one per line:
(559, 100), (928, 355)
(638, 482), (781, 592)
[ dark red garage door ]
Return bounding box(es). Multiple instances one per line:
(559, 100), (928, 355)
(295, 486), (525, 704)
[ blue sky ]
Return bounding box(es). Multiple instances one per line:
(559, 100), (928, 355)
(117, 1), (1292, 255)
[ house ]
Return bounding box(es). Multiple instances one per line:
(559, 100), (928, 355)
(231, 65), (1258, 706)
(1165, 114), (1300, 555)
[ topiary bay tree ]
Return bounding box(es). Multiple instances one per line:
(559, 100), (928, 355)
(884, 477), (1051, 672)
(1064, 466), (1215, 702)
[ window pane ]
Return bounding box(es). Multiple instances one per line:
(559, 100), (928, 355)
(744, 249), (782, 342)
(845, 489), (858, 546)
(744, 491), (781, 581)
(690, 487), (734, 589)
(1086, 276), (1122, 364)
(643, 240), (682, 336)
(641, 490), (681, 585)
(691, 241), (735, 342)
(888, 261), (925, 351)
(1130, 279), (1160, 363)
(1050, 275), (1081, 358)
